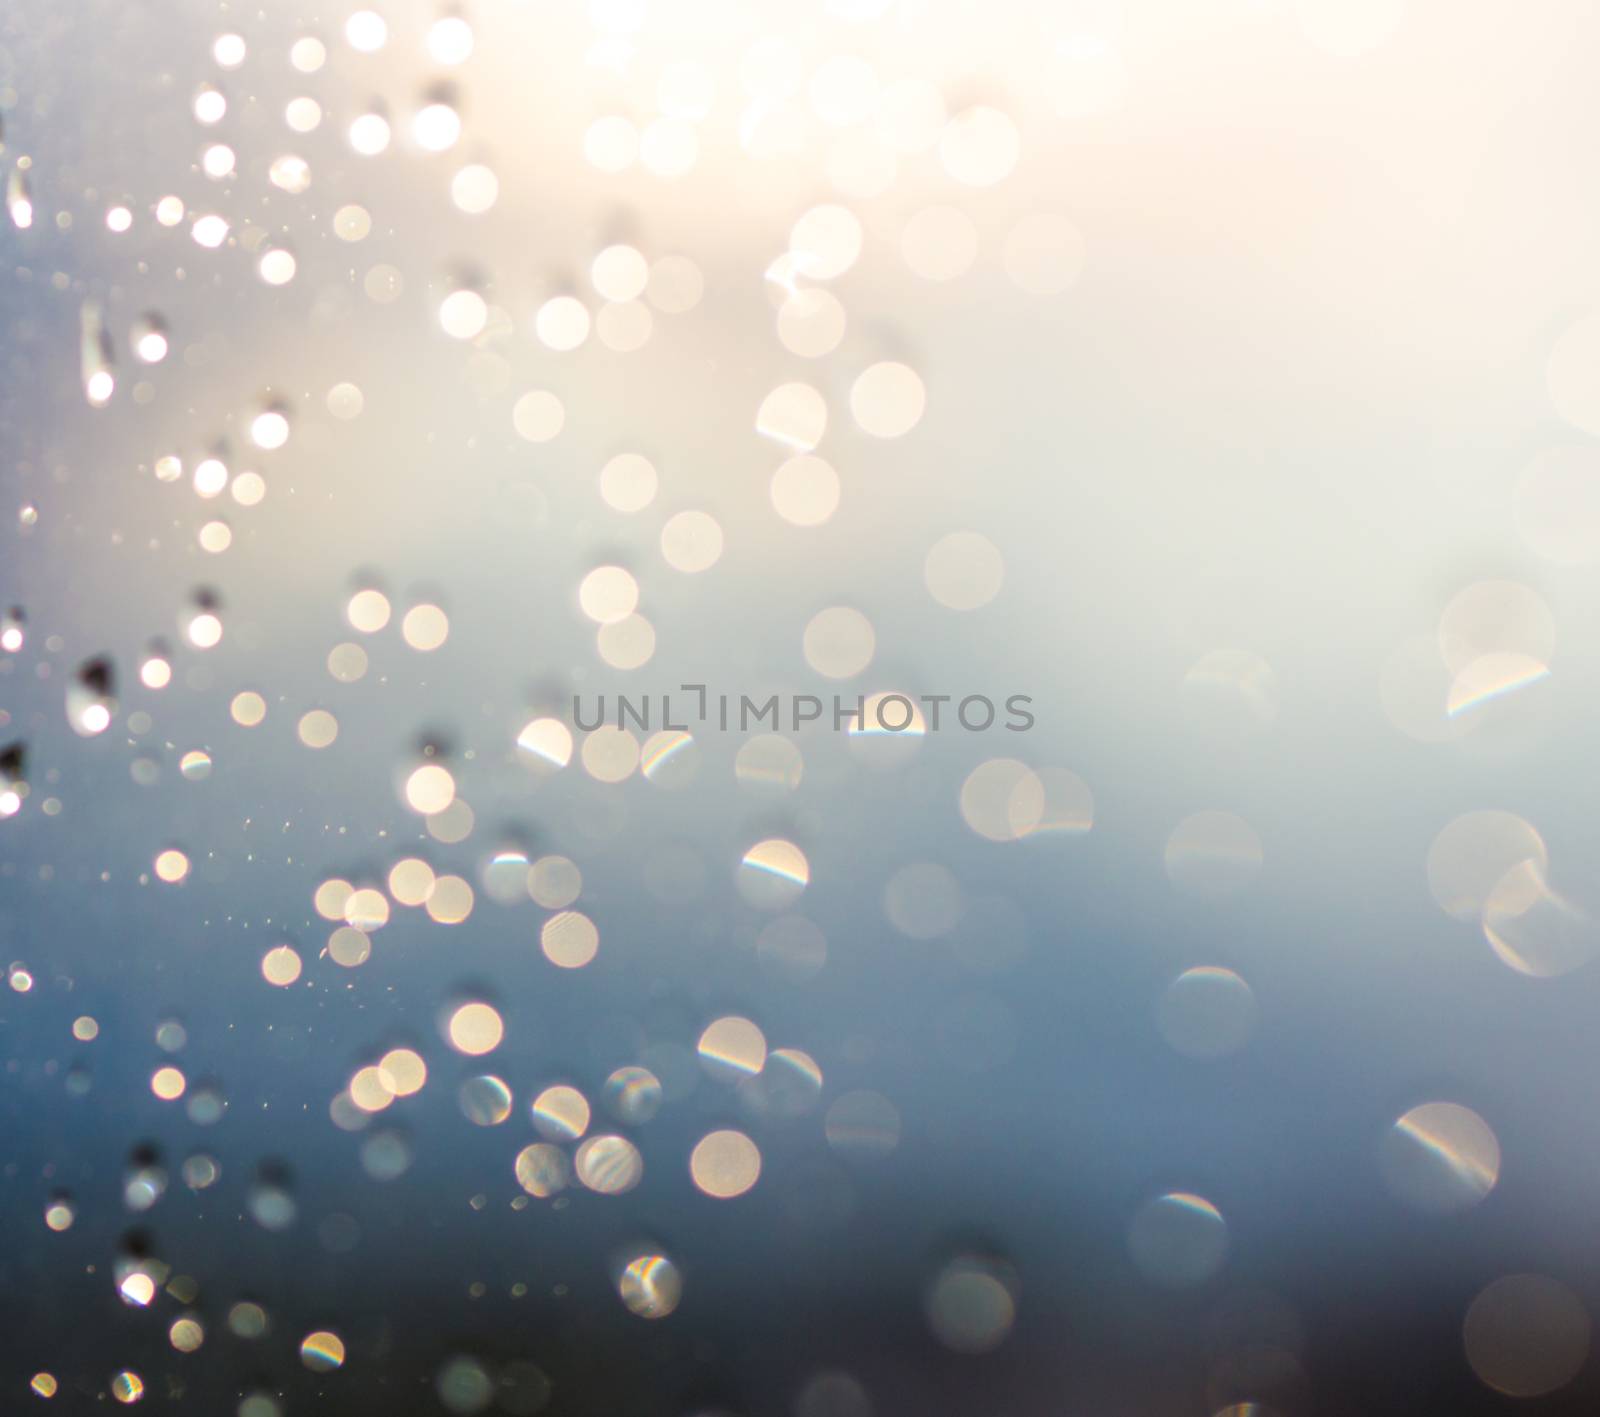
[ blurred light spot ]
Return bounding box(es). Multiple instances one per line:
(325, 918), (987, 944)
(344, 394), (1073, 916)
(738, 839), (810, 908)
(413, 102), (462, 151)
(328, 925), (371, 967)
(575, 1134), (644, 1193)
(1464, 1274), (1590, 1397)
(378, 1048), (426, 1096)
(1128, 1192), (1228, 1288)
(344, 887), (389, 931)
(261, 945), (302, 987)
(1482, 859), (1599, 978)
(193, 86), (226, 123)
(617, 1254), (680, 1317)
(698, 1015), (768, 1081)
(939, 106), (1019, 185)
(327, 641), (368, 682)
(512, 389), (565, 442)
(349, 1065), (394, 1113)
(190, 213), (229, 248)
(451, 163), (498, 213)
(1164, 811), (1263, 898)
(660, 510), (723, 572)
(1438, 580), (1554, 676)
(286, 97), (322, 133)
(459, 1074), (513, 1125)
(426, 874), (474, 922)
(300, 1330), (346, 1371)
(592, 245), (649, 303)
(604, 1064), (663, 1123)
(268, 154), (308, 193)
(251, 409), (290, 450)
(1381, 1102), (1499, 1214)
(926, 1256), (1017, 1353)
(447, 1002), (503, 1055)
(850, 361), (925, 438)
(731, 737), (802, 796)
(959, 758), (1044, 842)
(151, 1066), (186, 1100)
(1158, 966), (1256, 1059)
(1426, 810), (1547, 923)
(579, 565), (638, 623)
(541, 910), (599, 968)
(638, 729), (696, 785)
(402, 603), (449, 650)
(334, 204), (371, 240)
(260, 246), (299, 286)
(803, 606), (874, 678)
(155, 848), (191, 883)
(345, 9), (387, 51)
(440, 289), (487, 339)
(514, 1142), (570, 1197)
(228, 1302), (268, 1338)
(389, 857), (436, 906)
(771, 454), (839, 526)
(291, 36), (326, 71)
(536, 296), (591, 351)
(740, 1046), (824, 1118)
(297, 709), (338, 749)
(599, 452), (657, 512)
(581, 725), (639, 782)
(347, 588), (390, 632)
(169, 1316), (204, 1351)
(516, 718), (572, 773)
(1446, 651), (1550, 719)
(531, 1085), (590, 1141)
(778, 288), (848, 358)
(790, 204), (862, 280)
(757, 382), (827, 451)
(315, 878), (355, 920)
(527, 855), (581, 909)
(427, 15), (473, 63)
(690, 1128), (762, 1198)
(194, 456), (228, 496)
(349, 112), (391, 155)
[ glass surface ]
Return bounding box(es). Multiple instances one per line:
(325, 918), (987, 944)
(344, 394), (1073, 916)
(4, 2), (1600, 1413)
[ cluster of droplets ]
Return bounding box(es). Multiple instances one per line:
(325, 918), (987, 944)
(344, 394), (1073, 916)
(10, 0), (1600, 1408)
